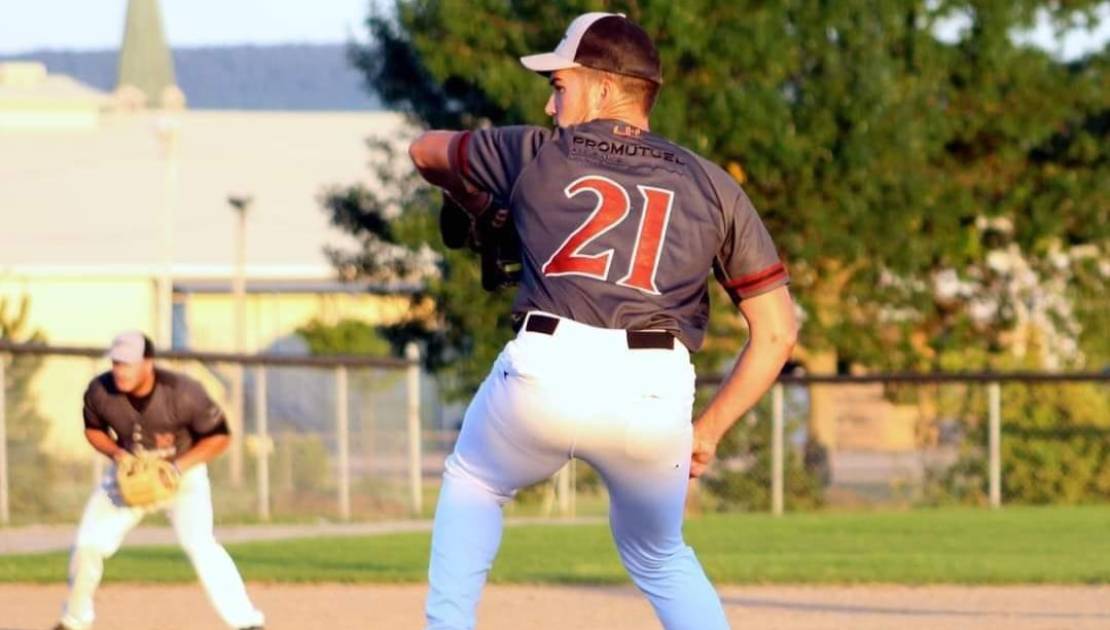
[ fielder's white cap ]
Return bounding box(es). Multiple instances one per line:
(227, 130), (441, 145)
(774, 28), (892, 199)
(107, 330), (154, 364)
(520, 12), (663, 84)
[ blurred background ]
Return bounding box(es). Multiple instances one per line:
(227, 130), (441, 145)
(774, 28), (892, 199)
(0, 1), (1107, 526)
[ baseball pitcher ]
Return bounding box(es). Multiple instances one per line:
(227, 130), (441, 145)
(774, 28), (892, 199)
(53, 331), (265, 630)
(410, 12), (797, 630)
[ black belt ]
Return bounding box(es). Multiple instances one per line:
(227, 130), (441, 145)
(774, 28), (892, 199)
(515, 314), (675, 350)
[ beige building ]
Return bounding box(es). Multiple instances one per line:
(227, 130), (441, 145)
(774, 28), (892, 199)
(0, 62), (107, 130)
(0, 56), (420, 456)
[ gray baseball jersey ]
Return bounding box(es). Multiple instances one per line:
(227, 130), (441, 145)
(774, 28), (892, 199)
(456, 118), (789, 350)
(67, 368), (263, 629)
(83, 369), (228, 458)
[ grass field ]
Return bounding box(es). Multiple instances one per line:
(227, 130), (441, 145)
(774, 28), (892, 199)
(2, 505), (1107, 585)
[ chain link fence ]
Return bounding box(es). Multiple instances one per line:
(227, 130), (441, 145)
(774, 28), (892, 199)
(1, 341), (1107, 526)
(0, 342), (429, 525)
(693, 373), (1110, 514)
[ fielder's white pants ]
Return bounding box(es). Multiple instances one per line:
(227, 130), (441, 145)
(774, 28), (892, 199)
(60, 464), (265, 630)
(425, 313), (729, 630)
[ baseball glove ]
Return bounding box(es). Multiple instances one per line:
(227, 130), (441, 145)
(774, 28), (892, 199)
(439, 192), (522, 291)
(439, 192), (477, 250)
(115, 453), (180, 507)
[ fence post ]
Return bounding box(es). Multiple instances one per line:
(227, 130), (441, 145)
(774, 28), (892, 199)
(336, 365), (351, 521)
(90, 358), (104, 488)
(254, 365), (270, 522)
(0, 354), (9, 525)
(229, 365), (245, 488)
(405, 343), (423, 517)
(556, 464), (572, 517)
(771, 382), (784, 517)
(570, 458), (577, 518)
(988, 381), (1001, 509)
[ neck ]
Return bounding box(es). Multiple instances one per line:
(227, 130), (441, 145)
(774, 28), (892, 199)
(132, 369), (156, 397)
(596, 107), (650, 131)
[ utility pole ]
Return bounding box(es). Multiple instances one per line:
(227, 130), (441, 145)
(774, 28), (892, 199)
(155, 113), (180, 349)
(227, 194), (252, 487)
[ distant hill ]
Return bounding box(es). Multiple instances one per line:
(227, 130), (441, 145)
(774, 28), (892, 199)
(1, 44), (382, 111)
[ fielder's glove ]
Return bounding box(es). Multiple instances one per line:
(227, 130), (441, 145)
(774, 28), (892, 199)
(115, 453), (181, 508)
(439, 192), (522, 291)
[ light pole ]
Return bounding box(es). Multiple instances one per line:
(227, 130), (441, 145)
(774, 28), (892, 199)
(155, 112), (181, 349)
(227, 194), (252, 487)
(228, 195), (252, 353)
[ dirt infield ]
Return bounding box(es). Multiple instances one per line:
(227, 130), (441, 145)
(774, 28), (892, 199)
(3, 583), (1108, 630)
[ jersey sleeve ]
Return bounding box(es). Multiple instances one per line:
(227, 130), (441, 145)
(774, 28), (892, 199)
(82, 381), (107, 431)
(457, 125), (551, 206)
(713, 187), (789, 305)
(179, 379), (228, 437)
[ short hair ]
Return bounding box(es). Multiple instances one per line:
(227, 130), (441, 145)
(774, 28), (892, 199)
(613, 72), (660, 113)
(142, 335), (156, 359)
(580, 67), (660, 115)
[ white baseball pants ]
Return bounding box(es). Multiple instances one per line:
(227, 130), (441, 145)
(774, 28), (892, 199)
(59, 464), (265, 630)
(425, 312), (729, 630)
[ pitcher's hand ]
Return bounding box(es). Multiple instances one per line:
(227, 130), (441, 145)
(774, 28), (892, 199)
(690, 426), (719, 479)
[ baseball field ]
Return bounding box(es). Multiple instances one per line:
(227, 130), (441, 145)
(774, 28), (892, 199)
(2, 505), (1107, 628)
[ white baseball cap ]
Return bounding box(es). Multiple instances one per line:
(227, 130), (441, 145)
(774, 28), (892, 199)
(520, 12), (663, 84)
(107, 330), (154, 364)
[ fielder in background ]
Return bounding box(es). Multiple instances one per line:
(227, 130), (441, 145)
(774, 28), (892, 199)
(410, 12), (797, 630)
(53, 331), (264, 630)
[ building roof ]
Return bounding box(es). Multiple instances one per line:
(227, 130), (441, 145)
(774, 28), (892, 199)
(0, 109), (412, 278)
(0, 62), (107, 107)
(173, 278), (422, 294)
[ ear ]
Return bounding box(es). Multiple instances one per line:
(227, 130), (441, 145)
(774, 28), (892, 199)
(599, 75), (617, 102)
(585, 78), (607, 113)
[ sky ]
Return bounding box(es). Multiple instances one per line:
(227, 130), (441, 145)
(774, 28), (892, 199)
(0, 0), (374, 53)
(0, 0), (1107, 58)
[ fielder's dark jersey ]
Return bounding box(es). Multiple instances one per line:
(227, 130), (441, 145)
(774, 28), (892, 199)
(83, 368), (228, 458)
(456, 119), (789, 350)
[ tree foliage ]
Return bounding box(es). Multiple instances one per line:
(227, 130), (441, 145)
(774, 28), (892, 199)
(297, 318), (393, 357)
(319, 136), (520, 398)
(328, 1), (1108, 503)
(699, 394), (825, 511)
(927, 338), (1110, 505)
(0, 297), (56, 517)
(350, 0), (1106, 369)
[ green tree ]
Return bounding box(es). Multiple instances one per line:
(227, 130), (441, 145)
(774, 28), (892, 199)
(699, 394), (825, 511)
(0, 296), (56, 518)
(320, 136), (520, 399)
(349, 0), (1104, 387)
(329, 1), (1106, 505)
(926, 335), (1110, 505)
(297, 318), (392, 357)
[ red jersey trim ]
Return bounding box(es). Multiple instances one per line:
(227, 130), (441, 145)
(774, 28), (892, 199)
(726, 262), (787, 293)
(734, 272), (788, 297)
(454, 131), (473, 179)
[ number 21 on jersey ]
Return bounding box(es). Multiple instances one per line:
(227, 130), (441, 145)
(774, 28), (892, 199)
(542, 175), (674, 295)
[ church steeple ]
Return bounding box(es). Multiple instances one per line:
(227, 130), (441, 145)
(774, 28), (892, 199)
(116, 0), (183, 109)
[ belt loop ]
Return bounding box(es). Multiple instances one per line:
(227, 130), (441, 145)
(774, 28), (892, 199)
(626, 330), (675, 350)
(524, 313), (560, 335)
